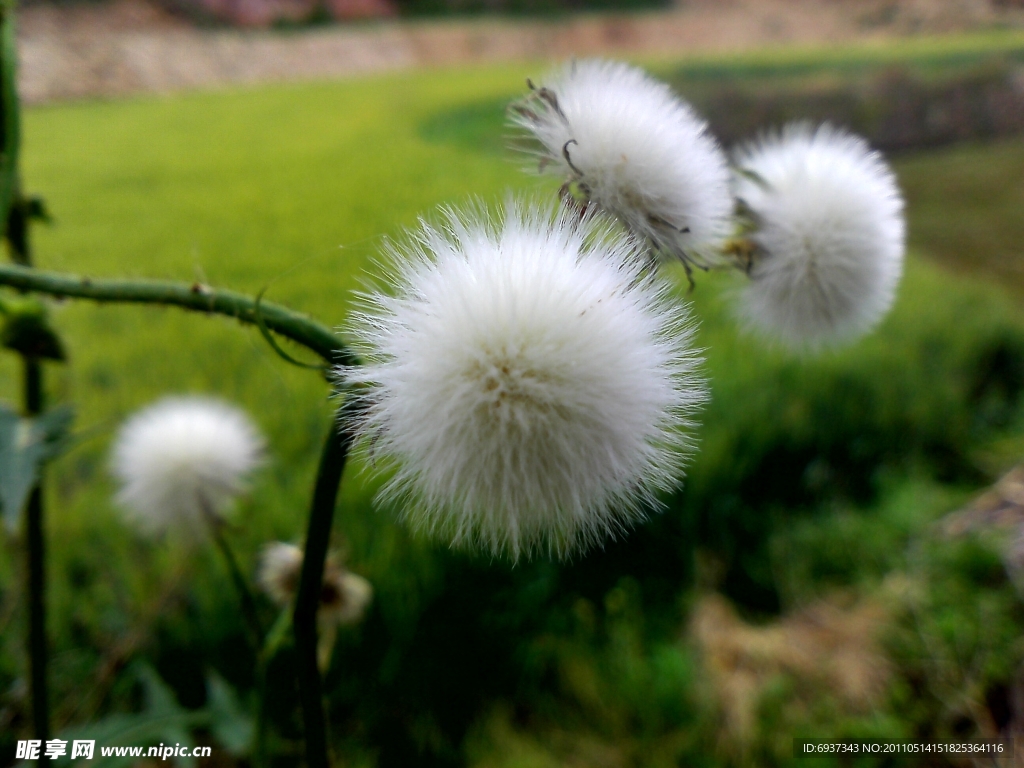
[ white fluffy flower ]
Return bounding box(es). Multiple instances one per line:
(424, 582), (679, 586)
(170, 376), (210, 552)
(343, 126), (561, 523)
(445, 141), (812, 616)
(340, 200), (707, 560)
(732, 123), (906, 349)
(510, 59), (733, 262)
(111, 396), (265, 534)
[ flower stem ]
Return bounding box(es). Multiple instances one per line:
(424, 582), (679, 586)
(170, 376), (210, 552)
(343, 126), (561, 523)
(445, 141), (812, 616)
(294, 402), (358, 768)
(254, 608), (291, 768)
(1, 0), (49, 738)
(200, 500), (265, 652)
(10, 208), (49, 741)
(0, 263), (355, 366)
(25, 469), (47, 741)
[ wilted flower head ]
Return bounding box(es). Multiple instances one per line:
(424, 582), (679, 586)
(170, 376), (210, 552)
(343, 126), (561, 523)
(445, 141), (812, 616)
(732, 123), (905, 349)
(510, 58), (733, 263)
(110, 396), (264, 534)
(320, 567), (373, 626)
(339, 199), (707, 560)
(257, 541), (303, 606)
(257, 542), (373, 626)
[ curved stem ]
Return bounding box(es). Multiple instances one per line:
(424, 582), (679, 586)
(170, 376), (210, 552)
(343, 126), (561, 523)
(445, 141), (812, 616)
(0, 263), (356, 367)
(293, 402), (359, 768)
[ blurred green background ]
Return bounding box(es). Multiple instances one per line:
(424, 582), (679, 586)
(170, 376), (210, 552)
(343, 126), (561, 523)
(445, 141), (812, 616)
(4, 30), (1024, 768)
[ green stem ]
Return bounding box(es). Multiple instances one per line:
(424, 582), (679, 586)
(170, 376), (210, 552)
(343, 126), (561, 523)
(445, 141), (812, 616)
(200, 500), (265, 652)
(255, 654), (271, 768)
(12, 213), (48, 740)
(254, 608), (291, 768)
(293, 403), (358, 768)
(0, 263), (356, 366)
(24, 350), (48, 742)
(25, 472), (47, 742)
(1, 0), (48, 737)
(0, 4), (21, 241)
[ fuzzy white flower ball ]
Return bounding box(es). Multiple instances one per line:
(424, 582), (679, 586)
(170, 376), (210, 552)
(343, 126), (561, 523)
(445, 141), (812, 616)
(510, 59), (733, 262)
(340, 200), (707, 560)
(732, 123), (906, 349)
(111, 396), (265, 534)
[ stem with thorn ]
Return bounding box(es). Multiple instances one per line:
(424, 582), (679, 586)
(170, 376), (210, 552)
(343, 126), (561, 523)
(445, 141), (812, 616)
(10, 207), (48, 741)
(0, 0), (51, 740)
(0, 263), (355, 366)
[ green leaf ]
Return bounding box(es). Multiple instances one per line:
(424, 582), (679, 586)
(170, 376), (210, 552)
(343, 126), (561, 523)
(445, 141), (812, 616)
(0, 402), (74, 531)
(18, 664), (209, 768)
(1, 306), (66, 360)
(136, 664), (198, 768)
(263, 606), (293, 659)
(205, 671), (254, 756)
(23, 195), (51, 224)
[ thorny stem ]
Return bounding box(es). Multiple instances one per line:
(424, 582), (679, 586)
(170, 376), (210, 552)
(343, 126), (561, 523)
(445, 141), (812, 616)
(0, 0), (50, 736)
(9, 197), (50, 745)
(12, 226), (49, 740)
(0, 231), (362, 762)
(294, 401), (359, 768)
(0, 263), (356, 367)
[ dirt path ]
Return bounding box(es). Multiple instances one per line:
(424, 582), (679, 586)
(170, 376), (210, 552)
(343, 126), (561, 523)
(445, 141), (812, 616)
(17, 0), (1024, 105)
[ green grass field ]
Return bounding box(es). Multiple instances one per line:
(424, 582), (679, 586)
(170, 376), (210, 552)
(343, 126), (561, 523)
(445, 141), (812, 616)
(4, 34), (1024, 766)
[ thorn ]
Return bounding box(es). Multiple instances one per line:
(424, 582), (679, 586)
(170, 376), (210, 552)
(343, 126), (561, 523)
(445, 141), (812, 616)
(682, 260), (696, 294)
(562, 139), (583, 176)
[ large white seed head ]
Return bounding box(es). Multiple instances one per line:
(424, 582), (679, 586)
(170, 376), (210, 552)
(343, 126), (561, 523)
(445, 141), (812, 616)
(110, 396), (265, 534)
(340, 200), (707, 560)
(733, 123), (906, 349)
(510, 59), (733, 261)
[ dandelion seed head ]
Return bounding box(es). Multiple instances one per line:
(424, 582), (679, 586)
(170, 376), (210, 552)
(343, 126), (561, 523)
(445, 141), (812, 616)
(340, 199), (707, 560)
(733, 123), (905, 349)
(510, 59), (733, 260)
(110, 396), (265, 534)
